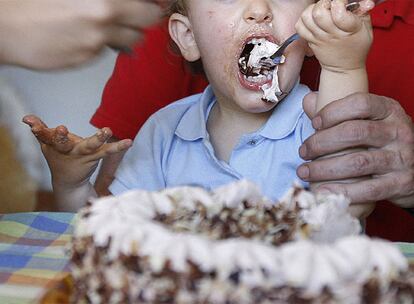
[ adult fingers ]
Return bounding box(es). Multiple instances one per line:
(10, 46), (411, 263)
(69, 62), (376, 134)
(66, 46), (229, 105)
(115, 1), (162, 29)
(302, 92), (318, 120)
(297, 149), (404, 182)
(312, 93), (396, 130)
(312, 172), (414, 204)
(152, 0), (170, 9)
(106, 26), (144, 50)
(299, 120), (395, 160)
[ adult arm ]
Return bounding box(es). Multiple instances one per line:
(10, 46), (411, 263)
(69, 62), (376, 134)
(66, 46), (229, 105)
(297, 92), (414, 209)
(296, 0), (375, 218)
(0, 0), (163, 70)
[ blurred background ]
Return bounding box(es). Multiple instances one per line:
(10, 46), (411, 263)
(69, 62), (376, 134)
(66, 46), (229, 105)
(0, 49), (117, 212)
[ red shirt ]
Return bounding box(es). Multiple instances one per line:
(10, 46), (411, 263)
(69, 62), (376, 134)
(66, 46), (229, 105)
(91, 21), (208, 140)
(361, 0), (414, 241)
(91, 0), (414, 241)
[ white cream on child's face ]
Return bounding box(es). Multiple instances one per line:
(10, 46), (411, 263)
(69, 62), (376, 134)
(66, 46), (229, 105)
(183, 0), (311, 113)
(239, 38), (286, 103)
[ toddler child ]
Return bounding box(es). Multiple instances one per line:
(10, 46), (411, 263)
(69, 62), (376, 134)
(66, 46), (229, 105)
(24, 0), (374, 217)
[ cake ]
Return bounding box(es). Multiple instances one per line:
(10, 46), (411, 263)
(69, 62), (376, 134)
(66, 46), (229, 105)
(70, 180), (414, 303)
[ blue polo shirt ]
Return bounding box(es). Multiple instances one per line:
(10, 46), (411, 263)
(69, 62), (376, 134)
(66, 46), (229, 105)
(110, 83), (314, 201)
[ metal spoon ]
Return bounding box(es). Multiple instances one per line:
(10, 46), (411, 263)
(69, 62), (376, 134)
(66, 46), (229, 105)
(269, 33), (300, 65)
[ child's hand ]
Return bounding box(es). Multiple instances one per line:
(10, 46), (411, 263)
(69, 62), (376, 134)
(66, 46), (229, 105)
(296, 0), (374, 73)
(22, 115), (132, 190)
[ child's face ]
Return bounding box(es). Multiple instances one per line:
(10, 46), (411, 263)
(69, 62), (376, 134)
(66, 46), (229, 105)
(170, 0), (313, 113)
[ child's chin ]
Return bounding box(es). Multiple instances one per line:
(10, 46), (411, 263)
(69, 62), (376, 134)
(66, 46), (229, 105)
(251, 105), (276, 114)
(238, 97), (276, 113)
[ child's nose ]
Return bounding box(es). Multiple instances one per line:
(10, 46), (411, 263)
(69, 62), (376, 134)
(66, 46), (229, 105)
(243, 0), (273, 25)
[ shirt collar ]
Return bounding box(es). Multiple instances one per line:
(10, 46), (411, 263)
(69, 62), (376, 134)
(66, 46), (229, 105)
(259, 81), (305, 140)
(371, 0), (414, 28)
(176, 82), (305, 142)
(175, 86), (215, 141)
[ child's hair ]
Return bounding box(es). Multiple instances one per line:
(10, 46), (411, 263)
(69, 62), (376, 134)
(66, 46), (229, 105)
(166, 0), (187, 16)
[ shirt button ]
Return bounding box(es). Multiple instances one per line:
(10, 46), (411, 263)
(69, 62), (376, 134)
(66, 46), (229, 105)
(248, 140), (257, 146)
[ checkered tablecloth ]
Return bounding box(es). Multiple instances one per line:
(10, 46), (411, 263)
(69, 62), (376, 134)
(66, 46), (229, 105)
(0, 212), (413, 304)
(0, 212), (75, 304)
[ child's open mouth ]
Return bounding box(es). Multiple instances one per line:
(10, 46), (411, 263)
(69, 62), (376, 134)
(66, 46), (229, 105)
(238, 37), (285, 103)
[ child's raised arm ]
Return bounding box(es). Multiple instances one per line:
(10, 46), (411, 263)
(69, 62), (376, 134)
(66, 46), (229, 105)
(296, 0), (375, 219)
(23, 115), (132, 211)
(296, 0), (374, 110)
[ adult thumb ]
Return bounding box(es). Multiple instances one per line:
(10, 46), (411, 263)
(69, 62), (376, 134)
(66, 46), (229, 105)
(302, 92), (318, 119)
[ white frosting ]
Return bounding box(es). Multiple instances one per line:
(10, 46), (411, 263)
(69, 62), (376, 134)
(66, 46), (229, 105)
(212, 179), (268, 208)
(278, 184), (361, 242)
(247, 39), (280, 68)
(260, 66), (283, 103)
(74, 180), (409, 296)
(243, 38), (285, 103)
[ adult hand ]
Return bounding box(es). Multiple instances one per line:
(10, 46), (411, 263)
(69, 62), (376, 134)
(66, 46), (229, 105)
(297, 92), (414, 208)
(0, 0), (163, 70)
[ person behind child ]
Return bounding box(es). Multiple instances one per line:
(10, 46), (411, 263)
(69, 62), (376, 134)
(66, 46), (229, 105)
(87, 0), (414, 239)
(0, 0), (165, 70)
(25, 0), (376, 217)
(23, 0), (414, 241)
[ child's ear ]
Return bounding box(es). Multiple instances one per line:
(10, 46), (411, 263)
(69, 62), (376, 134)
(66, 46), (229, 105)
(169, 13), (200, 62)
